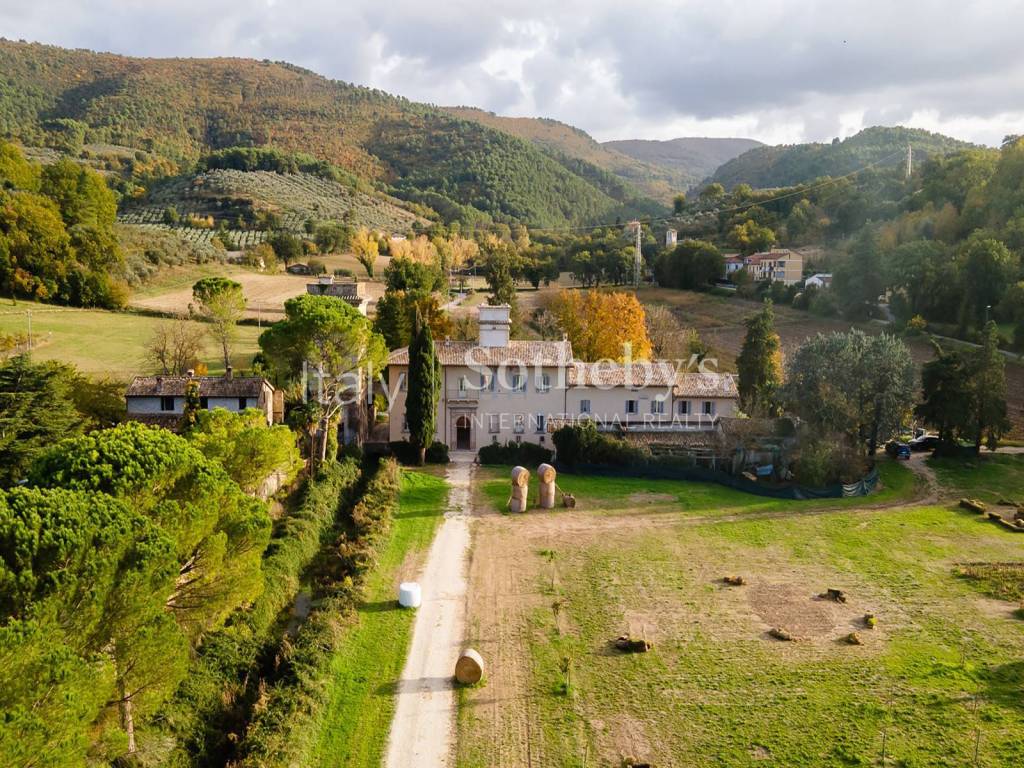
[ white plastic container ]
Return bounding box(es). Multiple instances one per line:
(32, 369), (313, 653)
(398, 581), (422, 609)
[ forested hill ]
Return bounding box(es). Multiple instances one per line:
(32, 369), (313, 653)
(602, 137), (763, 192)
(444, 106), (690, 204)
(707, 126), (973, 190)
(0, 39), (664, 228)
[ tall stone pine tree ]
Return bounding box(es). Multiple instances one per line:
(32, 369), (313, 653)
(406, 310), (440, 465)
(736, 301), (782, 416)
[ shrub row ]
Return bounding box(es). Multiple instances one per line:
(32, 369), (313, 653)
(233, 458), (402, 766)
(551, 422), (648, 468)
(160, 459), (361, 767)
(388, 439), (450, 465)
(477, 439), (554, 466)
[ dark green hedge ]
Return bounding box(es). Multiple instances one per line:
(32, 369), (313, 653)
(233, 459), (401, 766)
(477, 440), (553, 466)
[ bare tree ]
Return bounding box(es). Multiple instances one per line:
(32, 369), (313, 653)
(147, 320), (206, 374)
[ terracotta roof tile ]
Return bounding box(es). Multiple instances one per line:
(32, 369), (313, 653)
(125, 375), (270, 398)
(388, 340), (573, 367)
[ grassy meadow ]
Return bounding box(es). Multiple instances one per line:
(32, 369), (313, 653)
(0, 300), (261, 376)
(458, 458), (1024, 768)
(307, 469), (448, 768)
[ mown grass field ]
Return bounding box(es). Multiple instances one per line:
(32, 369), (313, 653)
(0, 300), (261, 375)
(477, 458), (917, 517)
(458, 458), (1024, 768)
(307, 469), (447, 768)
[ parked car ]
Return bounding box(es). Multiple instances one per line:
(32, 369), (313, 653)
(885, 440), (911, 459)
(909, 434), (940, 452)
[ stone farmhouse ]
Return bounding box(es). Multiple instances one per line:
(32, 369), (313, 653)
(125, 368), (282, 430)
(306, 276), (369, 315)
(386, 305), (739, 451)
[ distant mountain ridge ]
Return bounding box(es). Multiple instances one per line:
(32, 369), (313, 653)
(0, 39), (664, 228)
(706, 126), (975, 190)
(602, 137), (764, 192)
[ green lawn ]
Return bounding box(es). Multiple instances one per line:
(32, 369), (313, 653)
(930, 454), (1024, 504)
(478, 458), (917, 517)
(308, 469), (447, 767)
(0, 300), (261, 375)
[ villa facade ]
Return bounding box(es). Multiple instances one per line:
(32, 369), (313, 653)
(386, 305), (739, 451)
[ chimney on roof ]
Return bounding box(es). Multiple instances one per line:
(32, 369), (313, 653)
(477, 304), (510, 348)
(225, 365), (233, 380)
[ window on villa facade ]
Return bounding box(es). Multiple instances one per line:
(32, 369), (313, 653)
(488, 414), (500, 433)
(479, 372), (495, 391)
(398, 372), (407, 391)
(651, 399), (665, 414)
(238, 397), (248, 410)
(625, 399), (639, 414)
(579, 399), (591, 414)
(160, 396), (175, 412)
(537, 373), (551, 392)
(200, 397), (209, 409)
(458, 375), (469, 392)
(678, 400), (690, 415)
(402, 412), (409, 432)
(511, 374), (526, 393)
(513, 414), (525, 433)
(703, 401), (715, 416)
(534, 413), (545, 432)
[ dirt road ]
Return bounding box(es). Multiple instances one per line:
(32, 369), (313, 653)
(384, 459), (474, 768)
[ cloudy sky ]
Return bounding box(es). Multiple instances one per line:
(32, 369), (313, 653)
(2, 0), (1023, 146)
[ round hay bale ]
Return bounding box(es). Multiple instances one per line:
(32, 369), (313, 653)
(454, 648), (484, 685)
(509, 496), (528, 513)
(538, 463), (556, 484)
(511, 466), (530, 487)
(398, 582), (421, 609)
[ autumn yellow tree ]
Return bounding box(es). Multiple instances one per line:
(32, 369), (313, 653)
(351, 227), (380, 277)
(550, 290), (652, 361)
(389, 235), (438, 266)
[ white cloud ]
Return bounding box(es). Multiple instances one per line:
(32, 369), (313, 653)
(1, 0), (1023, 146)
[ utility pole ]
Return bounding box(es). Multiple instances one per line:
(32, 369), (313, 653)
(629, 220), (642, 288)
(906, 143), (913, 179)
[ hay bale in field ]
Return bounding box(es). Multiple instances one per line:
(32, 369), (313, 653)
(723, 575), (746, 586)
(819, 588), (847, 603)
(538, 463), (557, 509)
(960, 498), (987, 514)
(454, 648), (484, 685)
(843, 632), (863, 646)
(612, 635), (652, 653)
(538, 463), (556, 484)
(769, 627), (798, 642)
(509, 483), (529, 513)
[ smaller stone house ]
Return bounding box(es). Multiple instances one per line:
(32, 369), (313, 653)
(125, 369), (281, 430)
(305, 276), (368, 315)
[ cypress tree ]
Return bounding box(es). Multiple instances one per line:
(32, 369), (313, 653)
(737, 301), (782, 416)
(406, 311), (440, 465)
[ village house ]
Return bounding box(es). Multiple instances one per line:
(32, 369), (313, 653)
(386, 305), (739, 451)
(804, 272), (833, 290)
(125, 368), (282, 430)
(306, 275), (369, 315)
(741, 249), (803, 285)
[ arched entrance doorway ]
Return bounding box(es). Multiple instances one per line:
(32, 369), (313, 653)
(455, 415), (472, 451)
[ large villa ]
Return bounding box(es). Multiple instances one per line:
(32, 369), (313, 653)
(386, 305), (739, 451)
